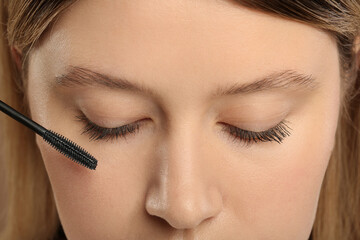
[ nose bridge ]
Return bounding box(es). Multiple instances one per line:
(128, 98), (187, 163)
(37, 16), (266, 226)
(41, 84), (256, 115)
(145, 115), (223, 230)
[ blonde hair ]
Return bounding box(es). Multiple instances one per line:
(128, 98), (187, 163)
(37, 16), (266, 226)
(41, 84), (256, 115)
(0, 1), (359, 239)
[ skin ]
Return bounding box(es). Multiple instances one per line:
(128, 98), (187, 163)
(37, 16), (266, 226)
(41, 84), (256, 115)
(25, 0), (340, 239)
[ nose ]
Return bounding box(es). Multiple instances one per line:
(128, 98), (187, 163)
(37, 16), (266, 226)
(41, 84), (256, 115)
(145, 120), (223, 230)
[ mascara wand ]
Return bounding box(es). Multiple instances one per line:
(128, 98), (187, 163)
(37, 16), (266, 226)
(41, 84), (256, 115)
(0, 100), (97, 170)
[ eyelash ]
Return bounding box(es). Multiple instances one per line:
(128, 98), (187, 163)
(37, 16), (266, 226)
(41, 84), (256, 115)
(219, 120), (292, 147)
(75, 114), (292, 146)
(75, 114), (144, 142)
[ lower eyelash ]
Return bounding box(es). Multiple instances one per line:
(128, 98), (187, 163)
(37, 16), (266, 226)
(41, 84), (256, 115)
(220, 120), (292, 147)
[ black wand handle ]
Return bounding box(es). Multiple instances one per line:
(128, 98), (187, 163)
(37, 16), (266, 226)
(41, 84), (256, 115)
(0, 100), (97, 170)
(0, 100), (47, 136)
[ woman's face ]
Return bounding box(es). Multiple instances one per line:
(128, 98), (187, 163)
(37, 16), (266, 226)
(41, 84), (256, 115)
(27, 0), (340, 239)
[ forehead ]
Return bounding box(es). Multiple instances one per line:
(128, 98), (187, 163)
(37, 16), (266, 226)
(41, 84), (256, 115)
(35, 0), (337, 96)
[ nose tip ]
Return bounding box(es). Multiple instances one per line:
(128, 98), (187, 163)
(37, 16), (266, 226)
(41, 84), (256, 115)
(145, 185), (223, 230)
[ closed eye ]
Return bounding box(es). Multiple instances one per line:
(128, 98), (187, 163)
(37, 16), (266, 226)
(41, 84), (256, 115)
(219, 119), (292, 147)
(75, 113), (146, 142)
(75, 112), (292, 146)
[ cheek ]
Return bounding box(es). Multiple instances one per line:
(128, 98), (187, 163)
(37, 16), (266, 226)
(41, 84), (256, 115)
(264, 135), (332, 238)
(225, 132), (334, 240)
(35, 135), (148, 239)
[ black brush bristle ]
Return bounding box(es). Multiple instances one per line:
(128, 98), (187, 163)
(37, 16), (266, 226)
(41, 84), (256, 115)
(43, 130), (97, 170)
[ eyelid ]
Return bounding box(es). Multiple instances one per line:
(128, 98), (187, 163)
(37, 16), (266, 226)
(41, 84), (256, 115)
(221, 110), (290, 131)
(75, 112), (124, 129)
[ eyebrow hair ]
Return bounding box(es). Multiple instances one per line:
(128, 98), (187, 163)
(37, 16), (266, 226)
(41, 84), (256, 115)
(55, 66), (320, 98)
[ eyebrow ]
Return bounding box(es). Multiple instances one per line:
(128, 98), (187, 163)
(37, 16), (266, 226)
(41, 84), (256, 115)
(55, 66), (320, 98)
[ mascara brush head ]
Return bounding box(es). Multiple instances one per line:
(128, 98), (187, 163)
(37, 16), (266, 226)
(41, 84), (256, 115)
(43, 130), (97, 170)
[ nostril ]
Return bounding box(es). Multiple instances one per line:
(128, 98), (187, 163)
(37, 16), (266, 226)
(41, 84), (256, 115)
(146, 199), (209, 230)
(150, 214), (172, 228)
